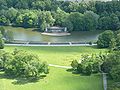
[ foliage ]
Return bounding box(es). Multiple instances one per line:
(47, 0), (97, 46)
(54, 7), (69, 26)
(71, 54), (102, 75)
(5, 30), (14, 42)
(83, 11), (99, 31)
(108, 82), (120, 90)
(0, 38), (4, 49)
(71, 60), (78, 70)
(0, 29), (4, 49)
(0, 15), (10, 25)
(0, 0), (120, 31)
(98, 14), (120, 30)
(97, 30), (115, 48)
(68, 12), (84, 31)
(15, 11), (38, 28)
(0, 49), (49, 79)
(110, 65), (120, 82)
(100, 51), (120, 81)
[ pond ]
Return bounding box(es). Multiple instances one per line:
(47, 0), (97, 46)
(4, 26), (103, 43)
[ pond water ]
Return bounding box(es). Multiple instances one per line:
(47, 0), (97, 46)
(4, 26), (103, 43)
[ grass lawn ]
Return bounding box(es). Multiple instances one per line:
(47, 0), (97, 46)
(0, 46), (106, 90)
(4, 46), (107, 66)
(0, 67), (103, 90)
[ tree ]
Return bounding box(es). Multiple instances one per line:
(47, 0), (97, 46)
(116, 32), (120, 47)
(98, 16), (111, 30)
(4, 50), (49, 79)
(109, 14), (120, 30)
(15, 11), (38, 27)
(68, 12), (84, 31)
(98, 14), (120, 30)
(6, 7), (18, 23)
(0, 26), (5, 37)
(62, 17), (73, 32)
(32, 1), (46, 10)
(71, 54), (101, 75)
(110, 65), (120, 81)
(68, 2), (79, 12)
(83, 11), (99, 31)
(0, 32), (4, 49)
(0, 39), (4, 49)
(5, 30), (14, 42)
(0, 15), (10, 25)
(0, 0), (8, 10)
(101, 51), (120, 74)
(54, 7), (69, 26)
(71, 60), (78, 70)
(0, 51), (13, 70)
(83, 64), (92, 75)
(97, 30), (115, 48)
(78, 3), (87, 13)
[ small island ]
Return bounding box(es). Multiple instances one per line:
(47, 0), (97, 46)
(41, 26), (71, 36)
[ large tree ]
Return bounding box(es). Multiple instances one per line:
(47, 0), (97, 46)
(3, 50), (49, 79)
(68, 12), (84, 31)
(97, 30), (115, 48)
(83, 11), (99, 31)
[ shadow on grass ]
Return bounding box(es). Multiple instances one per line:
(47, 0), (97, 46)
(66, 69), (80, 74)
(12, 75), (46, 85)
(0, 72), (46, 85)
(0, 72), (14, 80)
(66, 68), (98, 76)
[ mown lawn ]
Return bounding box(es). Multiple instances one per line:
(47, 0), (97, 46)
(0, 67), (103, 90)
(0, 46), (106, 90)
(4, 46), (107, 66)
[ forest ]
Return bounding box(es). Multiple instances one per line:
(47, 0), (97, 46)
(0, 0), (120, 31)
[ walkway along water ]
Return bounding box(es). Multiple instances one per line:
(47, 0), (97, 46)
(5, 42), (97, 46)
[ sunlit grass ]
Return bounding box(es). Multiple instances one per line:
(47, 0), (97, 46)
(4, 46), (107, 66)
(0, 46), (106, 90)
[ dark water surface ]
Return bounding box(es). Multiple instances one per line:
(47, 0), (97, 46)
(4, 26), (103, 43)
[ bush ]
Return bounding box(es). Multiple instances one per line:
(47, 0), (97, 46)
(71, 54), (101, 76)
(0, 39), (4, 49)
(97, 30), (115, 48)
(110, 65), (120, 81)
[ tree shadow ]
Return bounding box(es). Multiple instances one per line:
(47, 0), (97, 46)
(66, 68), (93, 76)
(12, 75), (46, 85)
(66, 69), (80, 74)
(0, 72), (46, 85)
(0, 72), (14, 80)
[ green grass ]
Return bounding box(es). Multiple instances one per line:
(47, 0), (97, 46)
(0, 67), (103, 90)
(4, 46), (107, 66)
(0, 46), (106, 90)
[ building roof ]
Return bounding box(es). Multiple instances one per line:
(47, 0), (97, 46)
(47, 27), (65, 30)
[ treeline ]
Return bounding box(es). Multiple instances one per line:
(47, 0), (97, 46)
(0, 0), (120, 31)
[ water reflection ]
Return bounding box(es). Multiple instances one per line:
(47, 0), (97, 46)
(4, 26), (103, 42)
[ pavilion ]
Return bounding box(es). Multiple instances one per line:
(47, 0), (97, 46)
(41, 26), (71, 36)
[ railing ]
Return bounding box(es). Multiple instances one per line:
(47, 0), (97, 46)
(5, 40), (97, 46)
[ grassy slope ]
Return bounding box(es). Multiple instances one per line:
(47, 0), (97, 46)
(0, 46), (106, 90)
(0, 67), (103, 90)
(4, 46), (106, 66)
